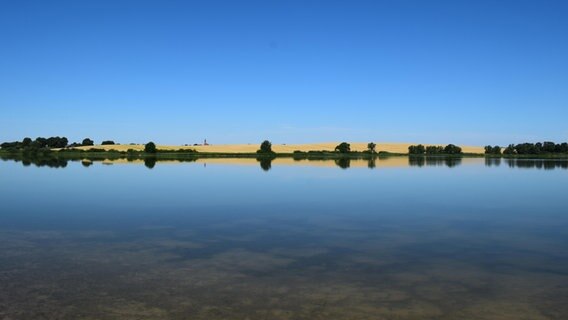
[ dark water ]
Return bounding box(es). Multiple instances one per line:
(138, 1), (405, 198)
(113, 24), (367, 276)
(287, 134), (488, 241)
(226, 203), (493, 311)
(1, 157), (567, 319)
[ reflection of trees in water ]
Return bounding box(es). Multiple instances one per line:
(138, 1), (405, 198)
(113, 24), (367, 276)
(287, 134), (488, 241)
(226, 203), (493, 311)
(444, 158), (461, 168)
(257, 158), (273, 171)
(485, 158), (501, 167)
(408, 157), (425, 167)
(34, 158), (68, 168)
(7, 157), (69, 168)
(177, 158), (198, 163)
(0, 154), (69, 168)
(1, 154), (197, 169)
(408, 156), (461, 168)
(144, 157), (157, 169)
(335, 158), (350, 169)
(506, 159), (568, 170)
(367, 158), (376, 169)
(256, 157), (275, 171)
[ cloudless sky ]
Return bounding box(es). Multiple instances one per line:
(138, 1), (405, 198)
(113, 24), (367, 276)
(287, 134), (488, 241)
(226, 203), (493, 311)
(1, 0), (567, 146)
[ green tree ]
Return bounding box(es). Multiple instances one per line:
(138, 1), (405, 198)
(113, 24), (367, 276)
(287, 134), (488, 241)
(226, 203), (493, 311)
(409, 144), (425, 155)
(367, 142), (377, 153)
(425, 146), (444, 154)
(258, 140), (274, 153)
(1, 142), (20, 150)
(34, 137), (48, 148)
(144, 142), (157, 153)
(45, 136), (68, 148)
(543, 141), (556, 153)
(416, 144), (425, 154)
(82, 138), (94, 146)
(503, 144), (516, 155)
(22, 137), (32, 147)
(101, 140), (115, 145)
(335, 142), (351, 153)
(561, 143), (568, 153)
(443, 144), (462, 154)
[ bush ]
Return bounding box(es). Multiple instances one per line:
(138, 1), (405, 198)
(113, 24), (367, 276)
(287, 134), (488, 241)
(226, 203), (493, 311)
(82, 138), (94, 146)
(101, 140), (115, 145)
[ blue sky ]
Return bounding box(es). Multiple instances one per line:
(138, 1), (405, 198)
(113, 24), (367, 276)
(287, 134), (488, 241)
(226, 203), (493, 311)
(1, 0), (567, 146)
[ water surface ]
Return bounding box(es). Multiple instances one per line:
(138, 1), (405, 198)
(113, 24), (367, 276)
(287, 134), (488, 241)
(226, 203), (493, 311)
(1, 157), (567, 319)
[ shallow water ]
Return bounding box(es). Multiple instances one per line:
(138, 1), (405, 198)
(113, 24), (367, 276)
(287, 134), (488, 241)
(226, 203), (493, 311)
(1, 157), (567, 319)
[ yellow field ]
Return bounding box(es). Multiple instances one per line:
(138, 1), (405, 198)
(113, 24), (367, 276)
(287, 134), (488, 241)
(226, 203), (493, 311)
(76, 142), (484, 154)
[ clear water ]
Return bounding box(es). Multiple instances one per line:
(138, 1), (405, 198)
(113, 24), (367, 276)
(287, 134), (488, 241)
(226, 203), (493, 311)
(1, 157), (567, 319)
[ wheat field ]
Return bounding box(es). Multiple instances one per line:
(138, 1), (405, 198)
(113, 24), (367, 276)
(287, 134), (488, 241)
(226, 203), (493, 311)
(76, 142), (484, 154)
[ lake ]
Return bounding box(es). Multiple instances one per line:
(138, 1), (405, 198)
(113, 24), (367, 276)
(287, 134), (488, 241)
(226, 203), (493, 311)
(1, 157), (567, 319)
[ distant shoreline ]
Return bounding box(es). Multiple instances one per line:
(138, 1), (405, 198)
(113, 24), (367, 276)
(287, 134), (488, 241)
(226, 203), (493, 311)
(2, 141), (568, 160)
(1, 148), (568, 160)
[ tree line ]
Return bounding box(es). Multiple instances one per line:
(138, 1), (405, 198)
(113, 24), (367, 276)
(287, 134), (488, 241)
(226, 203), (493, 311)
(333, 142), (377, 153)
(1, 136), (70, 150)
(3, 137), (567, 157)
(484, 142), (568, 155)
(408, 144), (462, 155)
(499, 142), (568, 155)
(0, 137), (117, 151)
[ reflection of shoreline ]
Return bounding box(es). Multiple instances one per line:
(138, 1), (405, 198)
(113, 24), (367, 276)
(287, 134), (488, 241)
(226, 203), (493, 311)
(0, 155), (479, 169)
(505, 159), (568, 169)
(408, 157), (463, 168)
(200, 157), (475, 169)
(3, 154), (568, 170)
